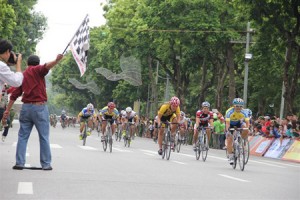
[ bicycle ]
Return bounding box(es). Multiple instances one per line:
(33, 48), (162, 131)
(161, 122), (178, 160)
(228, 127), (247, 171)
(195, 126), (210, 161)
(115, 123), (122, 142)
(244, 137), (250, 164)
(123, 122), (134, 147)
(102, 119), (113, 153)
(81, 118), (89, 146)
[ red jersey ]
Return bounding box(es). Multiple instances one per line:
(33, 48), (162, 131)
(196, 110), (213, 126)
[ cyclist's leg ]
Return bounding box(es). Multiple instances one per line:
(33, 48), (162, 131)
(111, 121), (116, 136)
(192, 124), (198, 150)
(170, 114), (177, 139)
(157, 124), (165, 155)
(205, 126), (211, 149)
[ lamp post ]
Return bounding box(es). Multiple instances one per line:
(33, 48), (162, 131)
(243, 22), (252, 107)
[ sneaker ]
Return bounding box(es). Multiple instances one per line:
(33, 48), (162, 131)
(2, 136), (6, 142)
(101, 136), (105, 142)
(193, 144), (197, 151)
(42, 166), (53, 171)
(12, 165), (24, 170)
(228, 154), (234, 165)
(79, 134), (83, 140)
(158, 149), (163, 155)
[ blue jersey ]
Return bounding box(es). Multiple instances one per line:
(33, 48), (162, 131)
(78, 107), (95, 118)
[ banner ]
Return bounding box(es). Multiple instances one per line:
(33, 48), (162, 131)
(250, 137), (274, 156)
(70, 15), (90, 76)
(282, 140), (300, 163)
(264, 138), (292, 159)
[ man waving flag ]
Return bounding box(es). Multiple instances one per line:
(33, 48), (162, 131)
(69, 14), (90, 76)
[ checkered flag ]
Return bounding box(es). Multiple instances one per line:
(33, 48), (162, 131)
(70, 15), (89, 76)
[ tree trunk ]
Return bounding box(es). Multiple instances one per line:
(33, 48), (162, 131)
(215, 60), (228, 112)
(227, 43), (236, 106)
(147, 55), (158, 119)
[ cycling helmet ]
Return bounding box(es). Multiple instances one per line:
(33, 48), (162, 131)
(202, 101), (210, 108)
(126, 107), (132, 113)
(180, 111), (185, 117)
(232, 98), (244, 106)
(87, 103), (94, 110)
(107, 102), (115, 109)
(61, 109), (66, 114)
(169, 96), (180, 107)
(120, 110), (126, 115)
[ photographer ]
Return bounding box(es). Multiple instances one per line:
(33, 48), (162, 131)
(0, 39), (23, 95)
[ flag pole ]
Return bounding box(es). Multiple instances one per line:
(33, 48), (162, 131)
(62, 14), (89, 54)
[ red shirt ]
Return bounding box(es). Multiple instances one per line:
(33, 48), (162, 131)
(10, 64), (49, 103)
(196, 110), (214, 126)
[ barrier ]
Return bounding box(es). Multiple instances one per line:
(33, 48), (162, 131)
(282, 140), (300, 163)
(264, 138), (293, 159)
(250, 137), (274, 157)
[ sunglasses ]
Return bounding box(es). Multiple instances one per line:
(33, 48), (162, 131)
(235, 106), (243, 108)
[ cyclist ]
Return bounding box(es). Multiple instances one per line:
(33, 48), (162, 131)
(192, 101), (214, 151)
(99, 102), (119, 141)
(178, 111), (188, 141)
(60, 109), (67, 127)
(121, 107), (139, 140)
(77, 103), (96, 140)
(225, 98), (249, 164)
(157, 96), (181, 155)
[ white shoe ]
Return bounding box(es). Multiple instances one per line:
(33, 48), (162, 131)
(228, 154), (234, 165)
(2, 136), (6, 142)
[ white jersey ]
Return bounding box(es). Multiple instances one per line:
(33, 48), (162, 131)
(179, 116), (188, 125)
(123, 111), (137, 120)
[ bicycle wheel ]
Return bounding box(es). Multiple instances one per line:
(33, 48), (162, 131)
(109, 137), (113, 153)
(238, 140), (245, 171)
(196, 143), (201, 160)
(162, 141), (166, 159)
(232, 147), (237, 169)
(176, 139), (181, 153)
(166, 132), (172, 160)
(102, 136), (107, 152)
(82, 124), (87, 146)
(202, 134), (208, 162)
(244, 139), (250, 164)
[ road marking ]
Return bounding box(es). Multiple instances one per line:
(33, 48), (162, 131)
(249, 160), (286, 168)
(113, 147), (132, 152)
(17, 182), (33, 194)
(177, 153), (194, 158)
(50, 144), (63, 149)
(144, 153), (155, 156)
(78, 146), (98, 151)
(139, 149), (157, 154)
(172, 161), (187, 165)
(218, 174), (250, 182)
(257, 160), (299, 168)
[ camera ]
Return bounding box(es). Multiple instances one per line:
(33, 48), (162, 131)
(7, 51), (19, 64)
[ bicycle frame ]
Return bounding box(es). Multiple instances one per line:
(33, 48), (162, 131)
(229, 127), (247, 171)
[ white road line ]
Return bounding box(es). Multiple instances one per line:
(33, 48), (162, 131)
(218, 174), (250, 183)
(177, 153), (194, 158)
(50, 144), (63, 149)
(78, 146), (98, 151)
(113, 147), (132, 152)
(249, 160), (286, 168)
(258, 160), (300, 168)
(172, 161), (187, 165)
(17, 182), (33, 194)
(144, 153), (155, 156)
(139, 149), (157, 154)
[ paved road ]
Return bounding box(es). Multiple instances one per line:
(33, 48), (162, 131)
(1, 121), (299, 200)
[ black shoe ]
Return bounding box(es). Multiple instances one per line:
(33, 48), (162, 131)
(158, 149), (162, 155)
(12, 165), (24, 170)
(42, 166), (53, 171)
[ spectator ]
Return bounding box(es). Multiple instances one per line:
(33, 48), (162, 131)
(0, 39), (23, 93)
(268, 120), (281, 138)
(3, 54), (63, 170)
(285, 124), (294, 138)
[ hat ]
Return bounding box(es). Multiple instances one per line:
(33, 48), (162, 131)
(264, 116), (270, 120)
(27, 55), (40, 66)
(258, 116), (264, 120)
